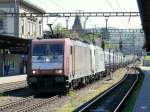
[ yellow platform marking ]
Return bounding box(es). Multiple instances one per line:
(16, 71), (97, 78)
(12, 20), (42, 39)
(144, 56), (150, 60)
(139, 66), (150, 71)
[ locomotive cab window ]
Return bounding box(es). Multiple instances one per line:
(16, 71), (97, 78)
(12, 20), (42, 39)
(32, 44), (64, 56)
(32, 44), (47, 56)
(32, 43), (64, 69)
(49, 44), (64, 56)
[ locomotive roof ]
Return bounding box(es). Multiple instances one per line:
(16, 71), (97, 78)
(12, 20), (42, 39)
(32, 38), (69, 43)
(32, 38), (98, 48)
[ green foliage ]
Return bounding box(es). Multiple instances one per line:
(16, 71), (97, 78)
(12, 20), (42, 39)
(79, 33), (100, 44)
(53, 24), (100, 44)
(67, 87), (77, 109)
(104, 41), (111, 49)
(53, 24), (71, 38)
(53, 23), (63, 31)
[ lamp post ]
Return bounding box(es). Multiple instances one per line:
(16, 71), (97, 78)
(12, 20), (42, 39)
(2, 49), (5, 76)
(65, 16), (69, 30)
(105, 17), (108, 32)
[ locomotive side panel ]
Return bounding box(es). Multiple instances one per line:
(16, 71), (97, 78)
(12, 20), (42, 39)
(95, 47), (105, 73)
(89, 44), (95, 74)
(73, 43), (92, 79)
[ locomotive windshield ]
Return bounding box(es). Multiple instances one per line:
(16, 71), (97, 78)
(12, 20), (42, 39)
(32, 43), (64, 69)
(32, 44), (63, 56)
(32, 44), (47, 56)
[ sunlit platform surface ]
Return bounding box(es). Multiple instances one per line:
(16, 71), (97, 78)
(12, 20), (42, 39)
(134, 66), (150, 112)
(0, 74), (26, 84)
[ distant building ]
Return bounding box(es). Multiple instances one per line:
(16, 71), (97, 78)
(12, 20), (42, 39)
(0, 0), (45, 39)
(0, 0), (45, 76)
(72, 15), (83, 33)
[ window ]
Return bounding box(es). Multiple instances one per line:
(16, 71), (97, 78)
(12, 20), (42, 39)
(8, 61), (15, 69)
(49, 44), (64, 55)
(32, 44), (47, 56)
(32, 44), (64, 56)
(30, 22), (33, 36)
(39, 24), (42, 35)
(33, 23), (36, 37)
(0, 19), (3, 30)
(28, 21), (30, 36)
(21, 19), (24, 35)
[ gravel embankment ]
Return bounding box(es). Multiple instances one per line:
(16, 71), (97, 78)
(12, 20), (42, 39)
(0, 68), (134, 112)
(37, 68), (128, 112)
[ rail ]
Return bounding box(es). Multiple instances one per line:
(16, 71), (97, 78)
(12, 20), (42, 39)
(75, 73), (138, 112)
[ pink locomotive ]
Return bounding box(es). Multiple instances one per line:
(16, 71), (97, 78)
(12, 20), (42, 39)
(27, 38), (134, 94)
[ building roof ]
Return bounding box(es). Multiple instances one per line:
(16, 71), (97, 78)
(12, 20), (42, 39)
(0, 34), (30, 54)
(0, 0), (45, 13)
(21, 0), (45, 13)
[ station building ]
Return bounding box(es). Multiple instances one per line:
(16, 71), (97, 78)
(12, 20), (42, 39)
(0, 0), (45, 76)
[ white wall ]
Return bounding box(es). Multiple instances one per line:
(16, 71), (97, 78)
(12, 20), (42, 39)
(19, 7), (43, 39)
(0, 8), (15, 36)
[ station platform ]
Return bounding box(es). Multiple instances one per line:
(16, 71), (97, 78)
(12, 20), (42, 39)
(134, 66), (150, 112)
(0, 74), (27, 85)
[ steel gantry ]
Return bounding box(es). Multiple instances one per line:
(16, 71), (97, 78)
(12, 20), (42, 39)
(85, 29), (144, 37)
(86, 29), (144, 33)
(0, 12), (140, 17)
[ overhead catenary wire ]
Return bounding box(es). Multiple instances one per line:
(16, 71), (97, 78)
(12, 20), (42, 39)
(115, 0), (125, 12)
(50, 0), (67, 12)
(115, 0), (130, 27)
(37, 0), (69, 28)
(105, 0), (129, 29)
(33, 0), (52, 11)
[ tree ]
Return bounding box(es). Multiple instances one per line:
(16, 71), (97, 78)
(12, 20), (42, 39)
(53, 23), (71, 38)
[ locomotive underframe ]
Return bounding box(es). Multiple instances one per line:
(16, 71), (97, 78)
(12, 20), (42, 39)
(27, 75), (68, 93)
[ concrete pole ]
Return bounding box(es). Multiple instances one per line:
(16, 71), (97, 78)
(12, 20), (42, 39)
(2, 49), (5, 76)
(65, 17), (69, 29)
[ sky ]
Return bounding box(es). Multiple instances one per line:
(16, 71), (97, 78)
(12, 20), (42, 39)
(27, 0), (141, 30)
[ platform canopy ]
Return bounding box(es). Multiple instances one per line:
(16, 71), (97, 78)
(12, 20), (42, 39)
(0, 35), (30, 54)
(137, 0), (150, 52)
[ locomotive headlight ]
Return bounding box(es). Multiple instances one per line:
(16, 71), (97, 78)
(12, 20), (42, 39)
(32, 70), (38, 74)
(55, 70), (63, 74)
(45, 58), (50, 62)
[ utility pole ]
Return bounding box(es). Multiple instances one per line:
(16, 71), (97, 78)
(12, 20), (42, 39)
(65, 16), (69, 29)
(2, 49), (5, 76)
(105, 17), (109, 32)
(105, 16), (109, 40)
(102, 17), (109, 50)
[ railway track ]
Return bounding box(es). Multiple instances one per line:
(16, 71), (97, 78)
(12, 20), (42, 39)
(0, 96), (34, 111)
(75, 73), (138, 112)
(0, 81), (27, 93)
(0, 95), (58, 112)
(15, 95), (58, 112)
